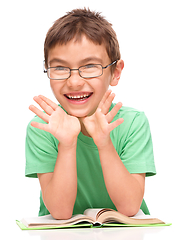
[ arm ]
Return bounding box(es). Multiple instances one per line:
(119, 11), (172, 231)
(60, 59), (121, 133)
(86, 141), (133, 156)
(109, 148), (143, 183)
(98, 139), (145, 216)
(29, 95), (81, 219)
(38, 143), (77, 219)
(82, 90), (145, 216)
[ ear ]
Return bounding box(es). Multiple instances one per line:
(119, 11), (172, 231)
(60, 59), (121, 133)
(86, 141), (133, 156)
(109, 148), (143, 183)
(110, 60), (124, 86)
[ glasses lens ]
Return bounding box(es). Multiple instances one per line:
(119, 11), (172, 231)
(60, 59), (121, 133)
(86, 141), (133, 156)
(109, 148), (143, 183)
(79, 64), (103, 78)
(48, 67), (70, 80)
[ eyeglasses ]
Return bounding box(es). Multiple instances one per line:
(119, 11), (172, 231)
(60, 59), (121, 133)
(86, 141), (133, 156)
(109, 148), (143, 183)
(43, 60), (118, 80)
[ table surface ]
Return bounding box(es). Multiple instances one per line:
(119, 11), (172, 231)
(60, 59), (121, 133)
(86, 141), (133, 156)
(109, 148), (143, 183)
(4, 220), (176, 240)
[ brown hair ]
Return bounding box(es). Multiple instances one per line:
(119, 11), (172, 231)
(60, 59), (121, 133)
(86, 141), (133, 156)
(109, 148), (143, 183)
(44, 8), (121, 72)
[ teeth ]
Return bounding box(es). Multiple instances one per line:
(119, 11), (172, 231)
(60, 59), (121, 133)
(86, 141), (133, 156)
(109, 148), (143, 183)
(67, 94), (90, 99)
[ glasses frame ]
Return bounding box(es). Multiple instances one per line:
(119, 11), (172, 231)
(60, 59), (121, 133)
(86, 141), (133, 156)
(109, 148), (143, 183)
(43, 59), (118, 80)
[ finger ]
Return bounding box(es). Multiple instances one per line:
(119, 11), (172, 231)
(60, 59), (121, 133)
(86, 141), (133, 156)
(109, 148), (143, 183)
(108, 118), (124, 132)
(29, 105), (49, 123)
(31, 121), (49, 132)
(98, 90), (112, 110)
(33, 96), (54, 115)
(38, 95), (58, 111)
(101, 92), (115, 115)
(95, 108), (108, 129)
(99, 90), (116, 115)
(106, 102), (122, 123)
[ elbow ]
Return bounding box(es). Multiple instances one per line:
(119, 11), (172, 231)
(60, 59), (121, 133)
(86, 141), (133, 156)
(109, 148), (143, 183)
(117, 205), (140, 217)
(50, 208), (73, 220)
(43, 197), (74, 220)
(123, 208), (139, 217)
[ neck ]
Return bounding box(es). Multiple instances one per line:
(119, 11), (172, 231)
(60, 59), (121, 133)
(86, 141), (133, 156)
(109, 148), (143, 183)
(78, 118), (91, 137)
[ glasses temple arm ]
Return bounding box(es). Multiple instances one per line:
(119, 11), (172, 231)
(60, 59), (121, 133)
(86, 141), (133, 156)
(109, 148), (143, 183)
(103, 60), (118, 69)
(43, 60), (48, 73)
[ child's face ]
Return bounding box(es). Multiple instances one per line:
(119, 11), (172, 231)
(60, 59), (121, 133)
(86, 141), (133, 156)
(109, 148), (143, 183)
(48, 35), (120, 118)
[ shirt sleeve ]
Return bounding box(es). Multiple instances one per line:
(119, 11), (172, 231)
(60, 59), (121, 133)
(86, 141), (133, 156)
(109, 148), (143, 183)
(120, 112), (156, 177)
(25, 116), (59, 178)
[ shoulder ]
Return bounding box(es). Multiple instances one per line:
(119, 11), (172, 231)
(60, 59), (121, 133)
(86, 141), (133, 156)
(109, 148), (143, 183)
(26, 115), (58, 146)
(110, 104), (148, 124)
(25, 115), (59, 178)
(110, 104), (151, 143)
(26, 115), (46, 137)
(27, 114), (47, 125)
(110, 104), (156, 176)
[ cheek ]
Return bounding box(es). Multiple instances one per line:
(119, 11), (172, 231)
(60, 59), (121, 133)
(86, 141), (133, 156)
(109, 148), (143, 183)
(50, 81), (61, 97)
(50, 84), (57, 100)
(50, 80), (55, 92)
(96, 75), (112, 94)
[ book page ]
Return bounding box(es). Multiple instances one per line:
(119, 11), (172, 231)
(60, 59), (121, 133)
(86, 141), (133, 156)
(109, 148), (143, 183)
(22, 214), (88, 227)
(131, 210), (156, 219)
(83, 209), (103, 222)
(84, 209), (152, 221)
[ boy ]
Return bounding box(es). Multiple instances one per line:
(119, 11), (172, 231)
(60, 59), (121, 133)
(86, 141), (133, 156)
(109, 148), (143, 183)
(26, 8), (156, 219)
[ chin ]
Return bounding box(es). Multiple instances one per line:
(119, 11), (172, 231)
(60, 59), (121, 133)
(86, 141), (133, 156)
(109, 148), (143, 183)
(70, 112), (88, 118)
(68, 109), (95, 118)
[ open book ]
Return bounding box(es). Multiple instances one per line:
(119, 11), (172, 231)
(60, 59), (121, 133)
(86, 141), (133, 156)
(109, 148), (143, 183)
(16, 208), (170, 230)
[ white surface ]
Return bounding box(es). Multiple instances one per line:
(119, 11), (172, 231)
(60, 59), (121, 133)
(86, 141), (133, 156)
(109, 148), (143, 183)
(5, 223), (177, 240)
(0, 0), (176, 239)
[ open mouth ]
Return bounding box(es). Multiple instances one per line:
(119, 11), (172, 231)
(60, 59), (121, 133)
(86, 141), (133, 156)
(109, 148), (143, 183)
(64, 92), (93, 101)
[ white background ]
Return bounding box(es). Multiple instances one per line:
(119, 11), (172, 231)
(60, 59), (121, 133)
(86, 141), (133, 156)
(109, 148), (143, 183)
(0, 0), (176, 234)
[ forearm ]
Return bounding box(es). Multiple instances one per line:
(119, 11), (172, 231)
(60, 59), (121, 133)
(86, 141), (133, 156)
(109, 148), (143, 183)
(42, 143), (77, 219)
(98, 138), (144, 216)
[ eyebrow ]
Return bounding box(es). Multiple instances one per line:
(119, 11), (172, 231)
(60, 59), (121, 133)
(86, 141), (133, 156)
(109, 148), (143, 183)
(49, 58), (68, 66)
(80, 57), (103, 65)
(48, 57), (103, 66)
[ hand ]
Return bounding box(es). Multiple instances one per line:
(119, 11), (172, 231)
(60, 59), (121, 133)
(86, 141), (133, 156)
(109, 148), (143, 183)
(81, 90), (124, 149)
(29, 95), (81, 147)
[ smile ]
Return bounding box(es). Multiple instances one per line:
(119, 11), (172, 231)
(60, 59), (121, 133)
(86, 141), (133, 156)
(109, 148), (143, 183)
(64, 92), (93, 101)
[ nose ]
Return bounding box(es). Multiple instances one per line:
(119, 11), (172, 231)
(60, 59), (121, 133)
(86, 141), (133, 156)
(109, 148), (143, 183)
(66, 70), (85, 89)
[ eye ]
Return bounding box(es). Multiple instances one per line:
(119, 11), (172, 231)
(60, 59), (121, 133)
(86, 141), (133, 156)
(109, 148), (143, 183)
(81, 64), (100, 72)
(84, 64), (98, 69)
(54, 66), (66, 71)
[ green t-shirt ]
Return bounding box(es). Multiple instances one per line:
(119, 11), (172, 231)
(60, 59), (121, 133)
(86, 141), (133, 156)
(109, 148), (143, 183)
(25, 104), (156, 216)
